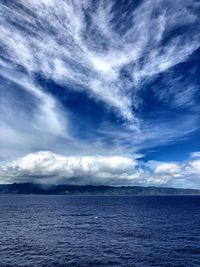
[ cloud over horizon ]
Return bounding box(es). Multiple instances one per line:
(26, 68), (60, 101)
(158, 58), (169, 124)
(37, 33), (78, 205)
(0, 151), (200, 189)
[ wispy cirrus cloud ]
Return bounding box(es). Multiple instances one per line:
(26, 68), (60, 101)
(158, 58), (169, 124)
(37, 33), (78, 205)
(0, 0), (199, 123)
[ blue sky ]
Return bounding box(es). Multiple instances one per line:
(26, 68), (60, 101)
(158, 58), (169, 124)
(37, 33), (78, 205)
(0, 0), (200, 188)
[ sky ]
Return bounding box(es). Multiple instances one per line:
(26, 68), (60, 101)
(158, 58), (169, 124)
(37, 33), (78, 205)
(0, 0), (200, 188)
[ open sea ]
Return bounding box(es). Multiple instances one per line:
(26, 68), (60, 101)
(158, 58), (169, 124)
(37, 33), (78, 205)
(0, 195), (199, 267)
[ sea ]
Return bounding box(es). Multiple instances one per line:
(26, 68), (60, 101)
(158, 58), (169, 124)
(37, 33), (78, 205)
(0, 195), (199, 267)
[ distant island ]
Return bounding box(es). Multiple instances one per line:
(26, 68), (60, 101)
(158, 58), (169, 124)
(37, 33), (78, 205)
(0, 183), (199, 195)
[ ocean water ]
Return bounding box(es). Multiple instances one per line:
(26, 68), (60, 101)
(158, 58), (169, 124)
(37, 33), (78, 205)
(0, 195), (199, 267)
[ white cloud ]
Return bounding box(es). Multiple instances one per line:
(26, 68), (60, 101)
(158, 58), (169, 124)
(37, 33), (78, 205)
(0, 0), (199, 125)
(190, 152), (200, 158)
(185, 160), (200, 175)
(0, 151), (138, 185)
(0, 151), (200, 188)
(147, 159), (200, 188)
(148, 161), (181, 174)
(1, 68), (67, 136)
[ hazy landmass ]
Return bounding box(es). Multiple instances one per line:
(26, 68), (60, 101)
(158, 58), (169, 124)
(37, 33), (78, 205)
(0, 183), (199, 195)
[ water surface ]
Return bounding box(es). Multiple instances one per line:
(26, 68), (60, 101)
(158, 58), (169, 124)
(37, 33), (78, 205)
(0, 195), (200, 266)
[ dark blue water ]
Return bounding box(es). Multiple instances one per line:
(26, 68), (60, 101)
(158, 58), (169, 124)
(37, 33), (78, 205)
(0, 195), (200, 267)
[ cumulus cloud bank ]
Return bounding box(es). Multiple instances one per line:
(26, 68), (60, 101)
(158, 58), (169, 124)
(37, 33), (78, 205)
(0, 151), (199, 188)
